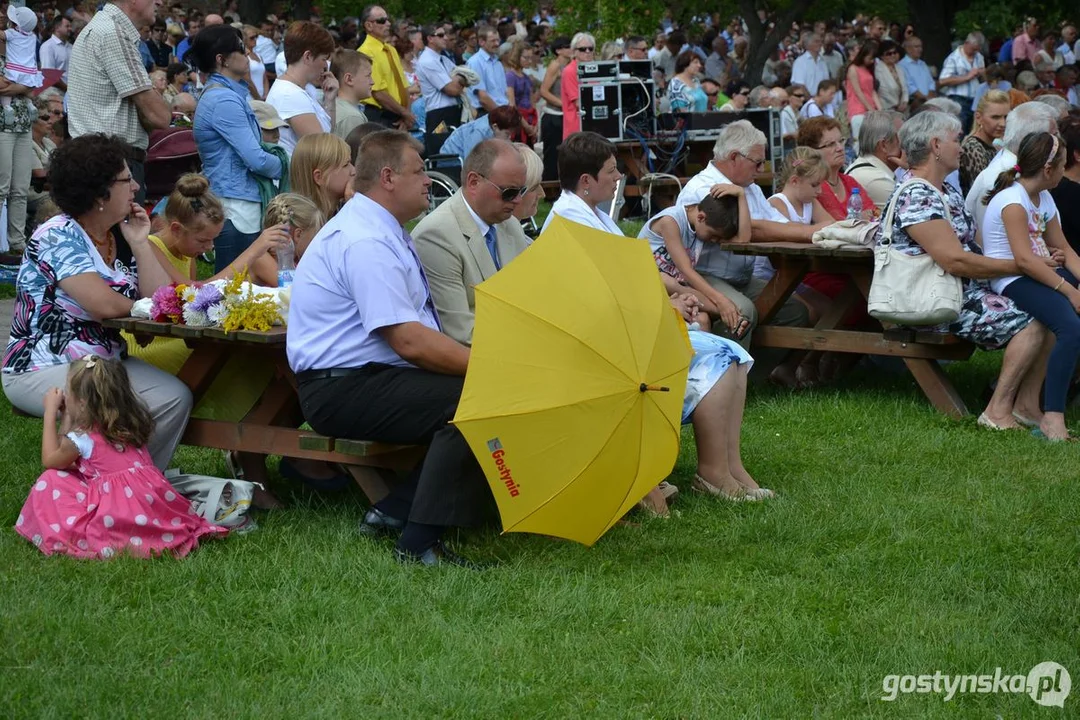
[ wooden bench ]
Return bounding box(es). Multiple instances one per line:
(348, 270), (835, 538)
(719, 241), (977, 417)
(101, 318), (425, 502)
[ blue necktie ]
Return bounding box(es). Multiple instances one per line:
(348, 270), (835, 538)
(484, 226), (501, 270)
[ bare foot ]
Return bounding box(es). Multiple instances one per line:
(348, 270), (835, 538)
(1038, 418), (1071, 442)
(1012, 405), (1043, 426)
(731, 466), (761, 490)
(693, 470), (748, 499)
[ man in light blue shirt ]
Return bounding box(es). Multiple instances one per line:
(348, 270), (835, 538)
(899, 37), (936, 106)
(287, 129), (492, 569)
(465, 27), (509, 113)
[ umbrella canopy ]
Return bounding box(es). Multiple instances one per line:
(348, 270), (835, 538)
(453, 216), (692, 546)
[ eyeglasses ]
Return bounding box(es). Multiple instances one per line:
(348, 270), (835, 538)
(432, 31), (445, 37)
(370, 16), (390, 25)
(815, 138), (846, 150)
(479, 175), (528, 202)
(736, 152), (765, 170)
(884, 50), (899, 56)
(737, 89), (750, 96)
(576, 46), (594, 53)
(113, 175), (135, 186)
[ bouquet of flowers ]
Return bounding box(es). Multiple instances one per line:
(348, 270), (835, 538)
(142, 269), (286, 332)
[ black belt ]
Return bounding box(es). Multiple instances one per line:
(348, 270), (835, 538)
(296, 367), (372, 381)
(130, 147), (147, 163)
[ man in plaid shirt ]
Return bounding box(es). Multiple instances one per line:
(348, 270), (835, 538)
(68, 0), (170, 202)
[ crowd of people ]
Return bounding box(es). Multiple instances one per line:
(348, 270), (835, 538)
(2, 1), (1080, 565)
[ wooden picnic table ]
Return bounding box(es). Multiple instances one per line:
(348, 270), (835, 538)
(718, 241), (975, 418)
(102, 318), (423, 501)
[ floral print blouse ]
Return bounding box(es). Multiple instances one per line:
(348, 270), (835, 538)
(3, 216), (139, 374)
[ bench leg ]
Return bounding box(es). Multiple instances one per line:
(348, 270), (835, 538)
(904, 358), (969, 418)
(344, 465), (393, 504)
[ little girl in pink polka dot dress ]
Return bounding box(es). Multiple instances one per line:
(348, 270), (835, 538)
(15, 355), (227, 559)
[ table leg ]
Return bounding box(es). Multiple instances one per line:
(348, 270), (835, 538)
(176, 345), (229, 403)
(850, 265), (969, 417)
(904, 357), (969, 418)
(755, 258), (810, 325)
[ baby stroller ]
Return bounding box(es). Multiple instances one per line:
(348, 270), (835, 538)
(143, 127), (202, 206)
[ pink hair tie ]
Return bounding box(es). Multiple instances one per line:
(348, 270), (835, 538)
(791, 158), (804, 167)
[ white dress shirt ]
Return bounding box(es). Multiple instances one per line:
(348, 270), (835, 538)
(542, 190), (624, 235)
(790, 50), (830, 95)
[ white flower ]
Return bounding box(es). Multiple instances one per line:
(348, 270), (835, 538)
(207, 302), (229, 326)
(180, 285), (198, 303)
(182, 306), (210, 327)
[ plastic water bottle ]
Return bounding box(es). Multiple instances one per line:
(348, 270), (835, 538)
(846, 187), (863, 221)
(277, 238), (295, 287)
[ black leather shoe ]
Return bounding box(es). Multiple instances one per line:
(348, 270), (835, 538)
(394, 541), (487, 570)
(358, 507), (406, 538)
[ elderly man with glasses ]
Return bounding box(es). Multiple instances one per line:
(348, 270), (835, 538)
(674, 120), (825, 352)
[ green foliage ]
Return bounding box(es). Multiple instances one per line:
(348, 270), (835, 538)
(954, 0), (1075, 42)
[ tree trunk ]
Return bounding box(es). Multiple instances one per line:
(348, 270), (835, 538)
(738, 0), (815, 87)
(238, 0), (272, 24)
(907, 0), (972, 70)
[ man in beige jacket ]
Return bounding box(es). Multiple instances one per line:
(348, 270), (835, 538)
(413, 139), (532, 345)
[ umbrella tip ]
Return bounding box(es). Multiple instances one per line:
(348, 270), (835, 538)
(639, 383), (670, 393)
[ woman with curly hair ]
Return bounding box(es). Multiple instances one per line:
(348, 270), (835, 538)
(1, 134), (192, 471)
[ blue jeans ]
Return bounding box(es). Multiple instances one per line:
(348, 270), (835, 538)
(1002, 268), (1080, 413)
(214, 219), (260, 274)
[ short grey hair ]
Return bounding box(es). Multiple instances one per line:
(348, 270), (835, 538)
(1033, 94), (1071, 117)
(858, 111), (901, 156)
(964, 32), (984, 46)
(570, 32), (595, 50)
(748, 85), (771, 108)
(899, 111), (962, 168)
(924, 96), (961, 116)
(1003, 101), (1058, 153)
(713, 119), (767, 161)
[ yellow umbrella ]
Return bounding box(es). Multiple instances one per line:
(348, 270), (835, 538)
(453, 216), (693, 546)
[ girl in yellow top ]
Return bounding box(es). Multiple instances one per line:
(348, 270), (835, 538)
(124, 174), (290, 420)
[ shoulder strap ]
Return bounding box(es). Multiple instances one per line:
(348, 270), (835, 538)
(846, 162), (874, 173)
(881, 177), (948, 246)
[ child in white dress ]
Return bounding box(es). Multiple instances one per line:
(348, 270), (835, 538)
(2, 6), (42, 108)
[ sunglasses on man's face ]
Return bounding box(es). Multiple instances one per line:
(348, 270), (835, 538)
(370, 16), (390, 25)
(432, 31), (446, 37)
(576, 46), (594, 53)
(479, 175), (528, 202)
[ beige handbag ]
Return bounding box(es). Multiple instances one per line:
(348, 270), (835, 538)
(867, 178), (963, 325)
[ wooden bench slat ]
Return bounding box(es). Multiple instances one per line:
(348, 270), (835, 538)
(182, 419), (422, 468)
(298, 433), (333, 452)
(132, 319), (175, 336)
(753, 326), (975, 361)
(235, 327), (287, 344)
(169, 324), (205, 339)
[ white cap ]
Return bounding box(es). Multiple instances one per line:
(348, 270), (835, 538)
(7, 5), (37, 34)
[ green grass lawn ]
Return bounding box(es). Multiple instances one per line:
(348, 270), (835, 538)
(2, 352), (1078, 718)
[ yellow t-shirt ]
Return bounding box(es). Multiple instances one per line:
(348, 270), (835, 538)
(124, 235), (273, 422)
(359, 34), (408, 108)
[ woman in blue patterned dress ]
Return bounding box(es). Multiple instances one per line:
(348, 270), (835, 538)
(2, 134), (192, 469)
(875, 110), (1052, 430)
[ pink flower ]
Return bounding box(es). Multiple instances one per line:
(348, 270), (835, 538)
(151, 284), (184, 323)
